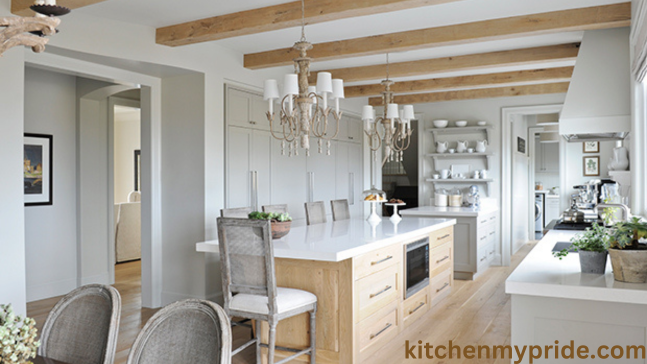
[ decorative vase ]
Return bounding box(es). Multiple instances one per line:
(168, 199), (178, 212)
(608, 249), (647, 283)
(578, 251), (608, 274)
(436, 141), (448, 153)
(271, 221), (291, 239)
(475, 140), (488, 153)
(608, 142), (629, 171)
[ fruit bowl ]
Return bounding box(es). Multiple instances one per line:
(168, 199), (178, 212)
(433, 119), (449, 128)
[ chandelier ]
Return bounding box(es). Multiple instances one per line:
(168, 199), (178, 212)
(263, 0), (344, 157)
(0, 0), (70, 56)
(362, 54), (414, 166)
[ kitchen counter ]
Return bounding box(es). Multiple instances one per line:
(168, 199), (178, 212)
(196, 216), (456, 262)
(400, 204), (499, 217)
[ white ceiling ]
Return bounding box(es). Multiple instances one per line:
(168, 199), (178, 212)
(73, 0), (627, 86)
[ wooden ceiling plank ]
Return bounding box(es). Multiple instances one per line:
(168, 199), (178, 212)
(367, 82), (570, 105)
(12, 0), (108, 16)
(309, 43), (579, 84)
(345, 66), (574, 97)
(156, 0), (464, 47)
(245, 3), (629, 69)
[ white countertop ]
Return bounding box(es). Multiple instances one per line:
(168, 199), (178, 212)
(196, 217), (456, 262)
(400, 204), (499, 217)
(505, 230), (647, 304)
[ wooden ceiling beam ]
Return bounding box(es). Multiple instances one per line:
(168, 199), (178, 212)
(156, 0), (465, 47)
(11, 0), (108, 16)
(309, 43), (579, 84)
(245, 3), (629, 69)
(368, 82), (570, 105)
(345, 66), (574, 98)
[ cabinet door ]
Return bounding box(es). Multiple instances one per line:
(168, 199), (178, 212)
(453, 219), (476, 273)
(270, 138), (308, 222)
(251, 93), (271, 132)
(336, 142), (350, 200)
(542, 142), (559, 173)
(534, 137), (544, 173)
(334, 115), (349, 141)
(306, 141), (337, 206)
(226, 126), (252, 208)
(252, 130), (272, 210)
(545, 198), (561, 223)
(226, 88), (253, 129)
(348, 142), (363, 217)
(347, 115), (363, 143)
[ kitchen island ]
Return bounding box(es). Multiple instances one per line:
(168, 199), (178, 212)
(401, 204), (499, 279)
(197, 217), (456, 363)
(506, 230), (647, 363)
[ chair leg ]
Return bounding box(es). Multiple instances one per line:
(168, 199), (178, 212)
(268, 321), (277, 364)
(255, 319), (262, 364)
(310, 307), (317, 364)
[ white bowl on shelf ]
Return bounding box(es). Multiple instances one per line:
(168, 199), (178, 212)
(455, 121), (468, 127)
(477, 121), (487, 126)
(433, 119), (449, 128)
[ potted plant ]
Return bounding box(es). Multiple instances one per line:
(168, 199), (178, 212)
(248, 211), (293, 239)
(607, 217), (647, 283)
(0, 304), (40, 364)
(553, 223), (609, 274)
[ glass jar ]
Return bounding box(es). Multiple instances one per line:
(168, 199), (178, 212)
(362, 187), (386, 202)
(535, 181), (543, 191)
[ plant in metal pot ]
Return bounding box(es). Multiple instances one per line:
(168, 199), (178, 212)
(248, 211), (293, 239)
(553, 223), (609, 274)
(607, 217), (647, 283)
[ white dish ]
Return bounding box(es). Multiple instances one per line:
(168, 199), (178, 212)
(433, 119), (449, 128)
(455, 121), (468, 127)
(477, 121), (487, 126)
(448, 149), (456, 154)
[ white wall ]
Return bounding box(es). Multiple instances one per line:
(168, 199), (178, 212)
(561, 140), (617, 208)
(511, 114), (530, 252)
(114, 106), (141, 204)
(24, 67), (78, 302)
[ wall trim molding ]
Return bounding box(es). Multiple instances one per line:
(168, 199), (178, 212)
(26, 278), (77, 302)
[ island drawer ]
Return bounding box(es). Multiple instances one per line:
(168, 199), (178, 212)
(430, 226), (453, 249)
(356, 264), (400, 322)
(430, 269), (452, 306)
(402, 288), (430, 328)
(357, 300), (400, 360)
(430, 241), (452, 277)
(354, 244), (401, 280)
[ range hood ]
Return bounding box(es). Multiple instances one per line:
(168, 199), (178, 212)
(559, 28), (631, 142)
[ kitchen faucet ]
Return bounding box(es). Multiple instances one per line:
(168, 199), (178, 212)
(594, 203), (631, 223)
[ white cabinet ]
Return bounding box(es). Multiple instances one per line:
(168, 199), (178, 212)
(335, 142), (363, 217)
(452, 212), (498, 280)
(270, 138), (308, 221)
(226, 87), (270, 131)
(307, 142), (337, 206)
(545, 197), (561, 224)
(334, 114), (363, 143)
(535, 138), (559, 173)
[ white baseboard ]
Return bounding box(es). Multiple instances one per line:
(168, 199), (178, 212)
(27, 278), (77, 302)
(80, 272), (111, 286)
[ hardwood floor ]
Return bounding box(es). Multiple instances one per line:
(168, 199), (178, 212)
(26, 242), (535, 364)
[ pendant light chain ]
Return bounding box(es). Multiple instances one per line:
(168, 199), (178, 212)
(300, 0), (306, 42)
(386, 53), (390, 80)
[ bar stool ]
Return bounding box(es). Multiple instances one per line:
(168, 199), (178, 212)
(217, 218), (318, 364)
(330, 199), (350, 221)
(220, 206), (253, 218)
(262, 204), (288, 214)
(304, 201), (327, 225)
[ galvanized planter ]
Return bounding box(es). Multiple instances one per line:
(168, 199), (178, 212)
(578, 250), (608, 274)
(608, 249), (647, 283)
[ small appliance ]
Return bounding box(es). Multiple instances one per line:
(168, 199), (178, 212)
(464, 185), (480, 207)
(405, 238), (430, 298)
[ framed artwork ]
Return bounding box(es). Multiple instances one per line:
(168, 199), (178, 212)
(583, 156), (600, 177)
(583, 141), (599, 153)
(517, 137), (526, 155)
(134, 149), (141, 192)
(24, 133), (53, 206)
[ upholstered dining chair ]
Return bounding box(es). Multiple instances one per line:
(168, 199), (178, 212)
(220, 206), (253, 218)
(126, 299), (231, 364)
(217, 217), (317, 364)
(304, 201), (327, 225)
(330, 199), (351, 221)
(39, 284), (121, 364)
(262, 204), (288, 214)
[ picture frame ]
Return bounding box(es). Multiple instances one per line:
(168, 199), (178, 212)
(134, 149), (141, 192)
(583, 141), (599, 153)
(24, 133), (53, 206)
(583, 156), (600, 177)
(517, 137), (526, 155)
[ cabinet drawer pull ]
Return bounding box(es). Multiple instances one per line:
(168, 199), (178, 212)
(489, 250), (494, 255)
(370, 323), (393, 340)
(480, 256), (487, 262)
(436, 282), (449, 293)
(436, 255), (450, 264)
(480, 220), (487, 224)
(490, 216), (496, 221)
(480, 236), (487, 241)
(348, 136), (354, 140)
(249, 120), (257, 125)
(370, 285), (392, 298)
(437, 234), (450, 240)
(409, 302), (426, 315)
(371, 256), (393, 266)
(489, 232), (495, 236)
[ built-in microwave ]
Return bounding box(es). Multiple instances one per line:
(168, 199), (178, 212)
(405, 237), (430, 299)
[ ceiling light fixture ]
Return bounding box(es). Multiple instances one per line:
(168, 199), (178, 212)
(263, 0), (344, 157)
(0, 0), (70, 56)
(361, 54), (414, 166)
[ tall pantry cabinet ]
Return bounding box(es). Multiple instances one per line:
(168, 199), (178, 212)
(225, 85), (364, 222)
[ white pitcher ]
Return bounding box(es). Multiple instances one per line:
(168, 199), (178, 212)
(456, 140), (469, 153)
(475, 140), (488, 153)
(436, 141), (449, 153)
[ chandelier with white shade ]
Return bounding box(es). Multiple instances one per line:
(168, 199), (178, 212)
(263, 0), (344, 157)
(362, 54), (414, 166)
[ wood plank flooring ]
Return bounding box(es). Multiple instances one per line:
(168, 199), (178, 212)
(26, 242), (535, 364)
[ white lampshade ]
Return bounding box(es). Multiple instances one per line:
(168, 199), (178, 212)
(362, 105), (374, 120)
(264, 79), (280, 100)
(316, 72), (333, 94)
(332, 79), (344, 99)
(386, 104), (399, 119)
(403, 105), (415, 120)
(283, 74), (299, 96)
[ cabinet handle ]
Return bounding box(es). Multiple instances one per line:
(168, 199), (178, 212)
(437, 234), (450, 240)
(436, 255), (450, 264)
(348, 136), (354, 140)
(349, 173), (354, 206)
(489, 250), (494, 255)
(480, 256), (487, 262)
(370, 323), (393, 340)
(409, 302), (426, 315)
(489, 232), (495, 236)
(307, 172), (314, 203)
(490, 216), (496, 221)
(371, 256), (393, 266)
(370, 285), (392, 298)
(480, 220), (487, 224)
(249, 120), (257, 125)
(436, 282), (449, 293)
(250, 171), (258, 211)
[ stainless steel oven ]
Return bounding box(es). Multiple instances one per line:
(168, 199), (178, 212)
(405, 237), (430, 299)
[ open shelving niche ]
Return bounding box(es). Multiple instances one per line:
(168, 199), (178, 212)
(424, 125), (495, 195)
